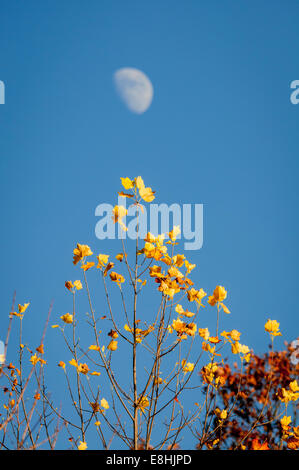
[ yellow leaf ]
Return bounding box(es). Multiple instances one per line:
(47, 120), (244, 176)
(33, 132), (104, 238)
(81, 262), (95, 271)
(89, 345), (100, 351)
(135, 176), (145, 190)
(100, 398), (109, 409)
(139, 186), (155, 202)
(69, 359), (78, 367)
(120, 177), (134, 190)
(115, 253), (124, 262)
(74, 280), (83, 290)
(18, 303), (30, 314)
(60, 313), (73, 324)
(78, 441), (87, 450)
(97, 254), (109, 269)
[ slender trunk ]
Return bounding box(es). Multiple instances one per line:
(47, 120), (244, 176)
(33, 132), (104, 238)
(133, 208), (139, 449)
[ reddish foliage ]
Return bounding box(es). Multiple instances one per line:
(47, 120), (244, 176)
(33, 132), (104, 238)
(198, 340), (299, 450)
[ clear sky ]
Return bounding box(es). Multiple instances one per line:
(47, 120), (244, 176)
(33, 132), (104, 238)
(0, 0), (298, 449)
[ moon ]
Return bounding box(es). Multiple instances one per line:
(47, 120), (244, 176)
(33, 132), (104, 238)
(114, 67), (153, 114)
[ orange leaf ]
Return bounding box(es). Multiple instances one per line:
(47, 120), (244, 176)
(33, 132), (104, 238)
(209, 336), (222, 344)
(251, 438), (270, 450)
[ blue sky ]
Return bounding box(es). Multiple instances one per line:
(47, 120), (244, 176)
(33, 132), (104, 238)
(0, 0), (298, 449)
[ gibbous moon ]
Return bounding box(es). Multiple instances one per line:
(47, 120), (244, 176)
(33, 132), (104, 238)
(114, 67), (153, 114)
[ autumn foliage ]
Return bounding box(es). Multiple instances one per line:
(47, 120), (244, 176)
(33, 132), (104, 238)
(0, 177), (298, 450)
